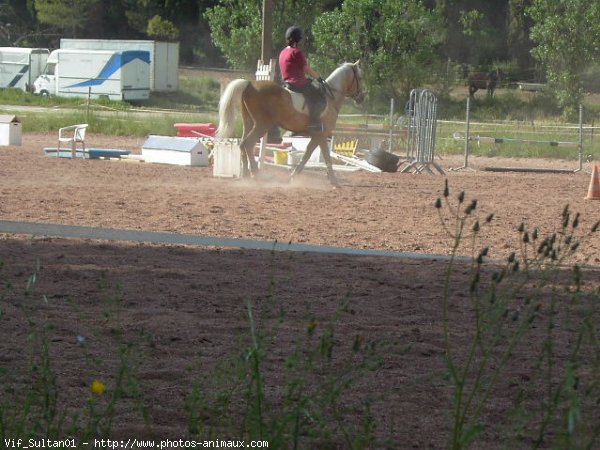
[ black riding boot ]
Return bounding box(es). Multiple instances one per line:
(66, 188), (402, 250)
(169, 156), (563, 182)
(303, 82), (324, 132)
(307, 109), (323, 132)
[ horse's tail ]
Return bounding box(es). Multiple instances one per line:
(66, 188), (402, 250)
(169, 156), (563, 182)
(216, 79), (250, 138)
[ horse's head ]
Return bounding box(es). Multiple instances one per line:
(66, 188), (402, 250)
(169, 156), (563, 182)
(325, 60), (366, 105)
(348, 60), (366, 104)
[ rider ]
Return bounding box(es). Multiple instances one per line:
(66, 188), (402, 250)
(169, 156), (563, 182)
(278, 25), (325, 132)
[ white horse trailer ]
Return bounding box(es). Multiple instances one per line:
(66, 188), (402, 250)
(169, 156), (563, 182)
(0, 47), (49, 92)
(60, 39), (179, 92)
(33, 49), (150, 101)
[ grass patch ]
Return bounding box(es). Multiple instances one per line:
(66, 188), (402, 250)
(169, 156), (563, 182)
(435, 119), (596, 161)
(11, 109), (218, 138)
(138, 76), (220, 112)
(3, 74), (600, 158)
(0, 75), (221, 137)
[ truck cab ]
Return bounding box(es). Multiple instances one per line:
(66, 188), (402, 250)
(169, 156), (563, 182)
(32, 53), (57, 96)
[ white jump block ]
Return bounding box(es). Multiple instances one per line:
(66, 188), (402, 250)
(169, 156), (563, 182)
(0, 115), (22, 146)
(141, 135), (209, 166)
(213, 140), (242, 178)
(281, 136), (326, 164)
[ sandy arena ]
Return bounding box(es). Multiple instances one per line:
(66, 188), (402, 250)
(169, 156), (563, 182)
(1, 132), (599, 448)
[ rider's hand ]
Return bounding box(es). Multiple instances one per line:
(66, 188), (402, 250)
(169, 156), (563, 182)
(317, 77), (324, 83)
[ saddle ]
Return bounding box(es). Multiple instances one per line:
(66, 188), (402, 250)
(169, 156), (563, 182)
(283, 79), (329, 116)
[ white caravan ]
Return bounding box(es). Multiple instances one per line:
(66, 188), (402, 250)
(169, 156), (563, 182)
(60, 39), (179, 92)
(33, 49), (150, 101)
(0, 47), (49, 92)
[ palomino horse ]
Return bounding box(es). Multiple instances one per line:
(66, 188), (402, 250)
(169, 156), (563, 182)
(468, 70), (502, 97)
(216, 60), (365, 187)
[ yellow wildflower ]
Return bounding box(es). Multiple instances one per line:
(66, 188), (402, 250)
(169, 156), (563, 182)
(307, 320), (317, 335)
(91, 379), (106, 395)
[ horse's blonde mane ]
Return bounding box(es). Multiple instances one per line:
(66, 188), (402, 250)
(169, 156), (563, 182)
(326, 63), (355, 92)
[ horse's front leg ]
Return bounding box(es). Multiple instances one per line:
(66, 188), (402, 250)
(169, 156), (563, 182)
(290, 138), (319, 179)
(318, 138), (340, 188)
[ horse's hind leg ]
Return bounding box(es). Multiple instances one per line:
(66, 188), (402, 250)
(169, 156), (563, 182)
(239, 149), (250, 177)
(240, 125), (271, 178)
(239, 138), (259, 177)
(239, 103), (257, 177)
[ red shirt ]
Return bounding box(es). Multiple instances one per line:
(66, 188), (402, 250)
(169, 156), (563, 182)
(279, 46), (308, 88)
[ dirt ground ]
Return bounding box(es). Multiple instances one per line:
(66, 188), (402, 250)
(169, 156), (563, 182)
(1, 132), (600, 448)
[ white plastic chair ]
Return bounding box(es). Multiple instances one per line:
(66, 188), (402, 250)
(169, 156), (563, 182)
(58, 123), (88, 158)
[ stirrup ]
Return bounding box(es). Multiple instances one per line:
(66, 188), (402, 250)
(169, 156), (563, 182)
(306, 123), (324, 132)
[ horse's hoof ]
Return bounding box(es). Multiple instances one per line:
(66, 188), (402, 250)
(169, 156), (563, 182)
(252, 171), (273, 183)
(328, 176), (340, 189)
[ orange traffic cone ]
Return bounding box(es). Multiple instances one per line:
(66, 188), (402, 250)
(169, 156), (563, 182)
(585, 163), (600, 200)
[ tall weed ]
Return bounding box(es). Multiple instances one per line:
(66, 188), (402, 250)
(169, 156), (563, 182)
(185, 295), (381, 448)
(436, 180), (600, 449)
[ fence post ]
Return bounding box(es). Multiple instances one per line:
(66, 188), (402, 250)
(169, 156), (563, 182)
(577, 104), (583, 172)
(388, 97), (394, 153)
(450, 96), (472, 171)
(464, 96), (471, 168)
(87, 87), (92, 122)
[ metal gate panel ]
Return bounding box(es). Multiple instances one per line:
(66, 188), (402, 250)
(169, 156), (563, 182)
(403, 88), (444, 174)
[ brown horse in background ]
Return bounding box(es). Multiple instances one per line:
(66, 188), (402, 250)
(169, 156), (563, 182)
(468, 70), (503, 97)
(216, 61), (365, 187)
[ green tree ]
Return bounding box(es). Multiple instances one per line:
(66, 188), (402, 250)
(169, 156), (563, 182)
(35, 0), (101, 38)
(204, 0), (339, 70)
(122, 0), (162, 34)
(311, 0), (444, 107)
(0, 0), (40, 46)
(147, 14), (179, 41)
(121, 0), (216, 64)
(528, 0), (600, 116)
(272, 0), (343, 55)
(433, 0), (508, 67)
(507, 0), (534, 72)
(204, 0), (263, 69)
(122, 0), (193, 36)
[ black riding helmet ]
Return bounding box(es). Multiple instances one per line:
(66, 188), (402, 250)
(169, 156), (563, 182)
(285, 26), (303, 44)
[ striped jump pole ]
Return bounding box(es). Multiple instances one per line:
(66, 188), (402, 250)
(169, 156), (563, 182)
(453, 103), (587, 174)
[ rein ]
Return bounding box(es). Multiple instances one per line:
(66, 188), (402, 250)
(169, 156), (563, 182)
(348, 64), (363, 100)
(320, 79), (335, 99)
(324, 64), (363, 101)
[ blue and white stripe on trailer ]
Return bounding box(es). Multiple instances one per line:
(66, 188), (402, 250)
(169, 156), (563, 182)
(66, 51), (150, 89)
